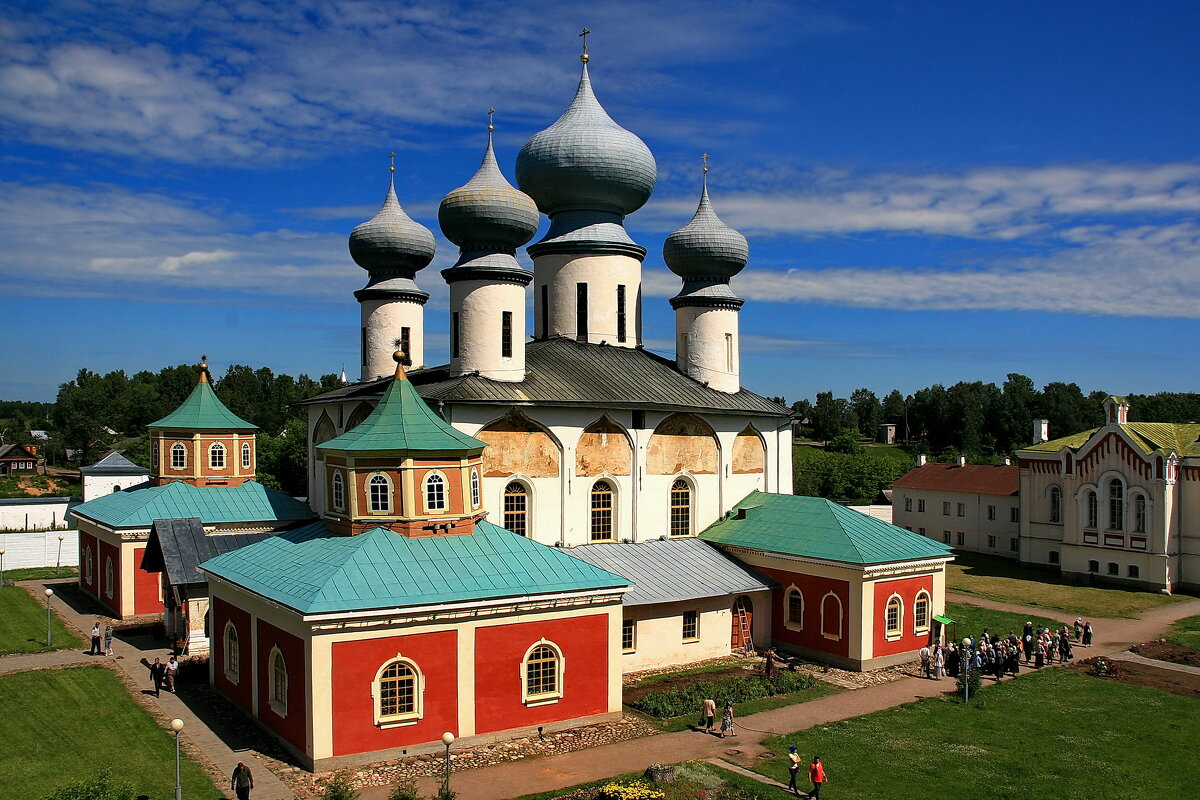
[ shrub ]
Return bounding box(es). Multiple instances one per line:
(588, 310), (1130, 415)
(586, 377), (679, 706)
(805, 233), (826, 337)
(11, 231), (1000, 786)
(597, 781), (665, 800)
(40, 768), (135, 800)
(387, 778), (422, 800)
(321, 773), (360, 800)
(631, 671), (817, 718)
(956, 664), (983, 700)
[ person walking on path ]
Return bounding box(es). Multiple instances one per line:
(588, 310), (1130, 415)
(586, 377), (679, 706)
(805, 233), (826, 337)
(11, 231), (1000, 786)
(700, 698), (717, 733)
(166, 655), (179, 693)
(103, 625), (113, 657)
(809, 755), (826, 799)
(919, 645), (931, 678)
(786, 746), (802, 795)
(1083, 621), (1094, 646)
(764, 647), (778, 679)
(89, 622), (102, 655)
(719, 700), (736, 738)
(148, 657), (166, 697)
(1074, 617), (1083, 641)
(231, 761), (254, 800)
(934, 644), (945, 679)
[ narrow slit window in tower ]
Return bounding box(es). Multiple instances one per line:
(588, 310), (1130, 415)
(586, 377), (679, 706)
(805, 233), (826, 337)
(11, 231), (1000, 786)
(576, 283), (588, 340)
(502, 311), (513, 358)
(725, 333), (733, 372)
(451, 312), (460, 359)
(361, 327), (367, 368)
(616, 285), (627, 343)
(540, 285), (548, 339)
(399, 327), (411, 361)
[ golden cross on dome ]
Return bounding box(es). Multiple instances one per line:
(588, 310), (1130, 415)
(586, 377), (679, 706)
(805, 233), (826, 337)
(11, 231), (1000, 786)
(702, 153), (709, 174)
(488, 108), (495, 133)
(580, 27), (591, 63)
(389, 152), (396, 174)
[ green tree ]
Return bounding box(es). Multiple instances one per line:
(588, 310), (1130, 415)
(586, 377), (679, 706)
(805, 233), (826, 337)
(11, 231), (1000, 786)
(256, 418), (310, 495)
(849, 388), (881, 438)
(39, 768), (135, 800)
(811, 392), (849, 442)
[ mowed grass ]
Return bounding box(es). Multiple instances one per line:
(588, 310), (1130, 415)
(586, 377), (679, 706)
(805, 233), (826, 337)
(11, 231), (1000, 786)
(509, 761), (778, 800)
(0, 585), (82, 655)
(0, 666), (221, 799)
(944, 601), (1066, 643)
(3, 566), (79, 581)
(1168, 615), (1200, 650)
(947, 552), (1181, 618)
(757, 668), (1199, 799)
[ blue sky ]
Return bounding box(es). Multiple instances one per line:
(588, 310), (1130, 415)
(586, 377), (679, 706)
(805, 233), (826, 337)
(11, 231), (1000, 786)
(2, 1), (1199, 404)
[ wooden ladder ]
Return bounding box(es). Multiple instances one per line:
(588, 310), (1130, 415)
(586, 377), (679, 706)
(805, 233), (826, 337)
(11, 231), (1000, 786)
(736, 602), (755, 655)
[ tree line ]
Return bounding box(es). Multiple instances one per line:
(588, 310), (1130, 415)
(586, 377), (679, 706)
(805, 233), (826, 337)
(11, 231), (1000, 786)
(786, 375), (1200, 462)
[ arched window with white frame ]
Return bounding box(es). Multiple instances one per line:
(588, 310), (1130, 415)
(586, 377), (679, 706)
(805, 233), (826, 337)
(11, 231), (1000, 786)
(590, 480), (615, 542)
(331, 471), (345, 512)
(268, 647), (287, 716)
(820, 592), (843, 641)
(209, 442), (226, 469)
(784, 586), (804, 630)
(374, 658), (423, 725)
(522, 640), (563, 704)
(425, 472), (447, 512)
(241, 441), (252, 469)
(669, 478), (692, 537)
(913, 591), (931, 633)
(1108, 479), (1123, 530)
(884, 594), (903, 640)
(223, 622), (239, 683)
(470, 469), (480, 509)
(504, 481), (529, 537)
(1134, 494), (1146, 533)
(368, 473), (392, 514)
(1048, 486), (1061, 523)
(171, 442), (187, 469)
(1085, 490), (1098, 529)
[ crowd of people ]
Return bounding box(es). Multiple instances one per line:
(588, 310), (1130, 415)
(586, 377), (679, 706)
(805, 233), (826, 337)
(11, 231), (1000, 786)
(919, 618), (1096, 680)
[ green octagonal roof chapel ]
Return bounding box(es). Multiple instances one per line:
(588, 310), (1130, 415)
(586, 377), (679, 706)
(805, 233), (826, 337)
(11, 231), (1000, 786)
(148, 368), (257, 431)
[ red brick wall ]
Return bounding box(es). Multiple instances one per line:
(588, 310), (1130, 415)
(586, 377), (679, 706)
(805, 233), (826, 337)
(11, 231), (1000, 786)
(755, 566), (851, 659)
(474, 615), (610, 736)
(871, 575), (935, 658)
(212, 596), (254, 711)
(256, 619), (308, 754)
(133, 546), (162, 616)
(330, 631), (459, 757)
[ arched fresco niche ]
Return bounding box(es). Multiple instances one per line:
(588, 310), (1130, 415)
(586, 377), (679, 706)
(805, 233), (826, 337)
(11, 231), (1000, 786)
(312, 411), (337, 452)
(647, 413), (718, 475)
(476, 414), (561, 478)
(576, 416), (632, 477)
(732, 425), (765, 474)
(345, 401), (375, 431)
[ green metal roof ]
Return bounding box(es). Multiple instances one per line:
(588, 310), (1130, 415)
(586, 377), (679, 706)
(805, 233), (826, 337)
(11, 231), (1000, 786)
(199, 519), (630, 614)
(1021, 423), (1200, 458)
(700, 491), (953, 565)
(70, 480), (314, 528)
(319, 373), (484, 453)
(148, 379), (257, 430)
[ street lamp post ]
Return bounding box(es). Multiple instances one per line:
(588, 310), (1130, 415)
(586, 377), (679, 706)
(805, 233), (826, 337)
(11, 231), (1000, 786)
(56, 533), (65, 576)
(170, 718), (184, 800)
(44, 588), (54, 647)
(440, 731), (456, 797)
(0, 547), (6, 587)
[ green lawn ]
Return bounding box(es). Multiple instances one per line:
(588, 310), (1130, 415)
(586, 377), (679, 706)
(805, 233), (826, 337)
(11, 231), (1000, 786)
(948, 551), (1181, 618)
(1167, 614), (1200, 650)
(0, 585), (82, 655)
(0, 473), (81, 499)
(508, 761), (777, 800)
(0, 666), (221, 799)
(944, 601), (1066, 644)
(644, 680), (843, 733)
(3, 566), (79, 581)
(755, 669), (1200, 799)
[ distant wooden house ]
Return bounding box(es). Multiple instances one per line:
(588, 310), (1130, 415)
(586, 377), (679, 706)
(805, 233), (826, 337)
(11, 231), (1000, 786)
(0, 444), (42, 475)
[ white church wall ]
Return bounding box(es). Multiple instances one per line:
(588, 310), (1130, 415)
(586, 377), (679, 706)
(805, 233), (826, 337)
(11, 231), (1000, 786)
(534, 253), (643, 347)
(361, 298), (425, 381)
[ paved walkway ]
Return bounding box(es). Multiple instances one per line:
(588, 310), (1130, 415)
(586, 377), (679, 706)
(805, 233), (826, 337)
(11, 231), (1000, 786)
(1109, 650), (1200, 676)
(5, 579), (294, 800)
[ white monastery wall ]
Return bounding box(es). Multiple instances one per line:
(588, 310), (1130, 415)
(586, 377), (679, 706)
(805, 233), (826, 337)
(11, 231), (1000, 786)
(619, 592), (770, 673)
(0, 528), (79, 569)
(0, 497), (78, 533)
(892, 487), (1019, 557)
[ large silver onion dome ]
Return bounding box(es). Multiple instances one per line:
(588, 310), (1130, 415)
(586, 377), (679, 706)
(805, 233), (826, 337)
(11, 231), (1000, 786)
(439, 134), (539, 249)
(663, 181), (749, 281)
(349, 175), (436, 274)
(516, 63), (656, 216)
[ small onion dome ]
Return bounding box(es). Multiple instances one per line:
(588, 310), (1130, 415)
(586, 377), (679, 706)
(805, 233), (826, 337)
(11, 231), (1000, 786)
(439, 135), (539, 249)
(516, 63), (656, 216)
(663, 184), (748, 281)
(349, 176), (436, 273)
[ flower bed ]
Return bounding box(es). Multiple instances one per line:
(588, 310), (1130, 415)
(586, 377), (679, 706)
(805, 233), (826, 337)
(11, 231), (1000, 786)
(631, 671), (817, 718)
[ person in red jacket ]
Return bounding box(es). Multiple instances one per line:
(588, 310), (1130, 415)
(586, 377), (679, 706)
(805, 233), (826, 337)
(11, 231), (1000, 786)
(808, 755), (826, 798)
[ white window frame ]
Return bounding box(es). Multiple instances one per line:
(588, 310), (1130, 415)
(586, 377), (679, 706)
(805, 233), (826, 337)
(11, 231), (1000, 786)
(913, 591), (931, 634)
(223, 621), (239, 684)
(1133, 494), (1146, 534)
(171, 442), (187, 470)
(884, 594), (903, 641)
(268, 646), (287, 717)
(503, 480), (531, 537)
(104, 557), (114, 599)
(1049, 486), (1062, 523)
(783, 585), (804, 631)
(209, 442), (226, 469)
(331, 470), (345, 512)
(368, 472), (392, 514)
(373, 656), (424, 727)
(669, 477), (693, 538)
(470, 469), (480, 509)
(1108, 479), (1124, 531)
(621, 619), (636, 654)
(521, 639), (564, 706)
(820, 592), (843, 641)
(682, 609), (700, 642)
(241, 441), (252, 469)
(424, 471), (447, 513)
(590, 479), (616, 542)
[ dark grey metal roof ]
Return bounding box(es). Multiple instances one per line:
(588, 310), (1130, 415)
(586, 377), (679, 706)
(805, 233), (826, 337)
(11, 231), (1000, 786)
(80, 451), (149, 476)
(141, 518), (277, 589)
(563, 538), (773, 606)
(297, 337), (790, 418)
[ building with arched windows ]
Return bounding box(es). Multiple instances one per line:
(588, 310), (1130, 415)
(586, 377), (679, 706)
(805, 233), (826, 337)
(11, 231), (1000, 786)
(1017, 395), (1200, 592)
